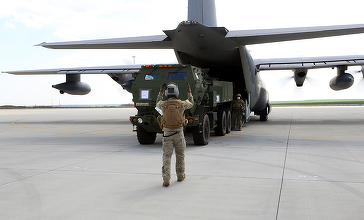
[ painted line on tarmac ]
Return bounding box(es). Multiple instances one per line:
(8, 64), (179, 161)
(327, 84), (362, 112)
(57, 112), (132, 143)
(12, 119), (363, 141)
(11, 119), (133, 135)
(225, 134), (364, 141)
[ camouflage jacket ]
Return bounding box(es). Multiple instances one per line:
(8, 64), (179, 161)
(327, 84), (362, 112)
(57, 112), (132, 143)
(230, 99), (245, 112)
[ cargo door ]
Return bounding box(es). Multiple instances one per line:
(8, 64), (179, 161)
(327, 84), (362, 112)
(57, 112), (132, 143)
(245, 92), (251, 122)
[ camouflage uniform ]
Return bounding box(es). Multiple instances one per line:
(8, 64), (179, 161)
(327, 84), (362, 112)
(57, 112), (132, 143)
(230, 95), (245, 130)
(156, 93), (194, 182)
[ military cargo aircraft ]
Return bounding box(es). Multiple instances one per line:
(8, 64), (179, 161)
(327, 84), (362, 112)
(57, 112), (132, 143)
(4, 0), (364, 121)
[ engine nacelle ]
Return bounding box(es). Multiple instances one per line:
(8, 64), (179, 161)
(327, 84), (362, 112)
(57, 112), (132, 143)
(329, 73), (354, 91)
(122, 80), (134, 93)
(52, 74), (91, 95)
(293, 69), (308, 87)
(108, 73), (135, 93)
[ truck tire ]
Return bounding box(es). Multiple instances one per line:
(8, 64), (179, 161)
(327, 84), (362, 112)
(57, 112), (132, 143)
(137, 126), (157, 145)
(215, 110), (226, 136)
(226, 110), (231, 134)
(193, 114), (210, 145)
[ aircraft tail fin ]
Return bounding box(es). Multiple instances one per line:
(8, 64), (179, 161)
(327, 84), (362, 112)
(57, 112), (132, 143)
(188, 0), (217, 27)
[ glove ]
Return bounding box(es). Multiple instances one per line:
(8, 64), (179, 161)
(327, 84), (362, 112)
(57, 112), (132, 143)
(160, 83), (167, 94)
(186, 82), (191, 93)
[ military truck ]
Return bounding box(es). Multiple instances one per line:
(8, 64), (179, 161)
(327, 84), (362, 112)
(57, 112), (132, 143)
(129, 64), (236, 145)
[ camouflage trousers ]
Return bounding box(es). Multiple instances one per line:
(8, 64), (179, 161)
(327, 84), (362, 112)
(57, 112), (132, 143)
(162, 128), (186, 181)
(232, 110), (243, 128)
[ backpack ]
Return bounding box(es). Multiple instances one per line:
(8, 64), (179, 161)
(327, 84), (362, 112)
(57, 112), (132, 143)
(158, 99), (186, 129)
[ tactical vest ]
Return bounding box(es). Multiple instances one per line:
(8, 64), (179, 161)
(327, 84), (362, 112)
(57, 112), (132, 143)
(232, 100), (244, 110)
(159, 99), (186, 129)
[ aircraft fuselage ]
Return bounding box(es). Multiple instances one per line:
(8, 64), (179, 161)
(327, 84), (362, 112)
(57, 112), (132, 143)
(164, 21), (240, 65)
(164, 21), (269, 114)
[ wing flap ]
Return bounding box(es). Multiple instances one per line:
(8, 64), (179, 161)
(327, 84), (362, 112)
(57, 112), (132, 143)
(4, 65), (142, 75)
(255, 55), (364, 70)
(227, 24), (364, 45)
(37, 35), (173, 49)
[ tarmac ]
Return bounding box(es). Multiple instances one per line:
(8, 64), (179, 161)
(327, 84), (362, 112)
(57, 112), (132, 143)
(1, 106), (364, 220)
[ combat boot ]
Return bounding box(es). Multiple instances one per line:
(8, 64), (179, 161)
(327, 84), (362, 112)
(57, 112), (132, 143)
(177, 173), (186, 182)
(239, 126), (241, 131)
(163, 180), (170, 187)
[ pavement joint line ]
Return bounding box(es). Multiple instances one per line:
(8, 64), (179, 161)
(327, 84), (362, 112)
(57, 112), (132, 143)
(275, 108), (293, 220)
(10, 120), (364, 141)
(0, 149), (127, 187)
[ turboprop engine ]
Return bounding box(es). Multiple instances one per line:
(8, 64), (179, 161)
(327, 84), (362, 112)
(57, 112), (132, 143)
(293, 69), (308, 87)
(52, 74), (91, 95)
(108, 73), (134, 93)
(329, 66), (354, 91)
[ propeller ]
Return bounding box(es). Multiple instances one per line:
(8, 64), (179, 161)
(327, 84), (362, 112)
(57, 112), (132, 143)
(276, 69), (319, 88)
(275, 71), (317, 99)
(348, 66), (364, 92)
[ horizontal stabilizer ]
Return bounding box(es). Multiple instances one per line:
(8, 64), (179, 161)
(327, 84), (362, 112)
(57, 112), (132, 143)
(228, 24), (364, 45)
(38, 24), (364, 51)
(37, 35), (172, 49)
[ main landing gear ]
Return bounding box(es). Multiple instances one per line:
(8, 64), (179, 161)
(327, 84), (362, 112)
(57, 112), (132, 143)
(258, 103), (271, 122)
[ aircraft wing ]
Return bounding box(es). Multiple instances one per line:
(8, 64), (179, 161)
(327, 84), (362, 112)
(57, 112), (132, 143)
(37, 35), (173, 49)
(227, 24), (364, 45)
(4, 65), (142, 75)
(254, 55), (364, 70)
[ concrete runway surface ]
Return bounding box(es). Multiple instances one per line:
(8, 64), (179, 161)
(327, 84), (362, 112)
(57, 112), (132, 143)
(1, 106), (364, 220)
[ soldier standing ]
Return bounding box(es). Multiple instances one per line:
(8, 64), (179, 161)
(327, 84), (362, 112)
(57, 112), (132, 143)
(230, 93), (245, 131)
(156, 82), (194, 187)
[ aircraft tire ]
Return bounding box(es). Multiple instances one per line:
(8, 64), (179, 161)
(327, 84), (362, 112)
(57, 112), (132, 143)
(260, 114), (268, 121)
(193, 114), (210, 145)
(137, 126), (156, 145)
(259, 108), (268, 121)
(215, 110), (227, 136)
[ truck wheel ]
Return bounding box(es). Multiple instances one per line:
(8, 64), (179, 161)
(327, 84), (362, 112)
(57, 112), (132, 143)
(193, 114), (210, 145)
(137, 126), (156, 145)
(215, 110), (226, 136)
(226, 110), (231, 134)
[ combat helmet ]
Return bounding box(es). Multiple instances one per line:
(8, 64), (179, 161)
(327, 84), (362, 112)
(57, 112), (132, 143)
(165, 82), (179, 98)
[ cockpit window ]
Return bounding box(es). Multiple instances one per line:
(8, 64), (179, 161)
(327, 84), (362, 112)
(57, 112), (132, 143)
(168, 72), (187, 80)
(144, 73), (159, 80)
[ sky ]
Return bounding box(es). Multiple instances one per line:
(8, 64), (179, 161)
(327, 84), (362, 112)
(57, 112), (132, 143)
(1, 0), (364, 106)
